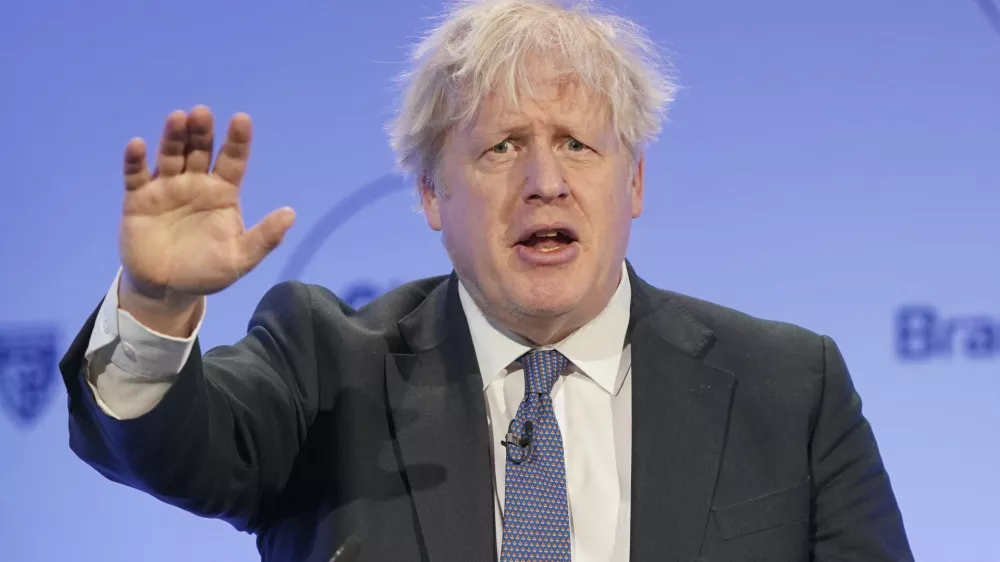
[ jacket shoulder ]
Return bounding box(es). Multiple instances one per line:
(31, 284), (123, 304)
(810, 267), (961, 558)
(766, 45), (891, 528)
(656, 287), (828, 375)
(255, 274), (450, 343)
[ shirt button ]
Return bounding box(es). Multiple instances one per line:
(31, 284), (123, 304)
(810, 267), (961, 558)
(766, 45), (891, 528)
(102, 318), (111, 334)
(122, 343), (137, 362)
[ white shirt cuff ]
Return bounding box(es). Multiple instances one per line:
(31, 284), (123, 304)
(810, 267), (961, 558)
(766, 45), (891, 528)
(83, 268), (204, 419)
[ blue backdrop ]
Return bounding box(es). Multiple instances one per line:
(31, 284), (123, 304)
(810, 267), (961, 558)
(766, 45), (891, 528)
(2, 1), (998, 560)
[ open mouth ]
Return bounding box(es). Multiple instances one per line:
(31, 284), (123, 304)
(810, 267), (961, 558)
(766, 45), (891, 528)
(516, 228), (578, 252)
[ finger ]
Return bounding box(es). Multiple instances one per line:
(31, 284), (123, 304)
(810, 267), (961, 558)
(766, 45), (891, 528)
(123, 137), (151, 191)
(213, 113), (252, 186)
(236, 207), (296, 276)
(155, 110), (190, 177)
(184, 105), (215, 173)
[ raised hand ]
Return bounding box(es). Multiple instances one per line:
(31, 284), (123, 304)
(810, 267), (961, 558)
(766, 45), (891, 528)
(118, 106), (295, 334)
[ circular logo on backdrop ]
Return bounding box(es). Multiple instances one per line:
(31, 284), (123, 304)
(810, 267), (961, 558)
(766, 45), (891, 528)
(278, 174), (444, 308)
(979, 0), (1000, 37)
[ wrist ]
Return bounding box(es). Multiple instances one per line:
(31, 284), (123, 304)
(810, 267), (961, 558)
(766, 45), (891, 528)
(118, 273), (203, 338)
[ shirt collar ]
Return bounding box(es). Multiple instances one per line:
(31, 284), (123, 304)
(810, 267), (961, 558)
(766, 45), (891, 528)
(457, 262), (632, 395)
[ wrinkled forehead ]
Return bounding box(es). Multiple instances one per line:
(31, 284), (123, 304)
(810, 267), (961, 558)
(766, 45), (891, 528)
(454, 51), (613, 135)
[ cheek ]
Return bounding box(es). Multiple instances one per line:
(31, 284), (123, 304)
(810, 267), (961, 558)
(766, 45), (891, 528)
(594, 184), (632, 217)
(584, 185), (633, 253)
(442, 190), (504, 253)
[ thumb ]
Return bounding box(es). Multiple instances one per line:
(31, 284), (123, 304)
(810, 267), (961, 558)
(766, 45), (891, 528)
(237, 207), (296, 275)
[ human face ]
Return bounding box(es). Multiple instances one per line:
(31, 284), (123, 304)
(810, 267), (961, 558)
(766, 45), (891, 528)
(421, 74), (644, 344)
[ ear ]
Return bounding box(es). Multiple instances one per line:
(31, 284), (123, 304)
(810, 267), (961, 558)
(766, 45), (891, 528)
(420, 173), (443, 231)
(630, 154), (645, 219)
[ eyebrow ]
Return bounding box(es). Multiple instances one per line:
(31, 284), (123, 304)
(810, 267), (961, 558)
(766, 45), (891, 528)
(478, 121), (590, 140)
(476, 121), (532, 138)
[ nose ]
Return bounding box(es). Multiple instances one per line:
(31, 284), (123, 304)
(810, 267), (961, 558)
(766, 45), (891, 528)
(521, 146), (569, 204)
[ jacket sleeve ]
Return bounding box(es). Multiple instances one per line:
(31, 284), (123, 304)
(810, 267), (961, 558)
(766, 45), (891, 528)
(60, 280), (321, 533)
(809, 335), (914, 561)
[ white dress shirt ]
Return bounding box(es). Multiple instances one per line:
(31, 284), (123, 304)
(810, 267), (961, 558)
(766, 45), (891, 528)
(459, 264), (633, 562)
(83, 263), (634, 561)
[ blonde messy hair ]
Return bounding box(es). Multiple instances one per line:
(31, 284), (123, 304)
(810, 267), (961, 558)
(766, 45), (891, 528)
(387, 0), (678, 185)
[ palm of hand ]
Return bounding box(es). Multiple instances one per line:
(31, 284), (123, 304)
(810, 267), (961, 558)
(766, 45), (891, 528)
(119, 107), (294, 300)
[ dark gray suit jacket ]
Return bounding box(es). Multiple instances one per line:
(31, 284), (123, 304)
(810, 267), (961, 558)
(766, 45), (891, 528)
(60, 264), (913, 561)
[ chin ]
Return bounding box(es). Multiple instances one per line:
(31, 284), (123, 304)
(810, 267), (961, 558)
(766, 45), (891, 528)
(510, 279), (585, 317)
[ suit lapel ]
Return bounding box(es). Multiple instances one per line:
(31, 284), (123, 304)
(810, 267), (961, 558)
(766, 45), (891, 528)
(385, 275), (496, 562)
(383, 264), (735, 561)
(626, 266), (737, 562)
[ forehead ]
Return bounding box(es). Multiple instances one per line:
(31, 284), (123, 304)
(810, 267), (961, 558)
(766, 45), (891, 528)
(464, 68), (611, 135)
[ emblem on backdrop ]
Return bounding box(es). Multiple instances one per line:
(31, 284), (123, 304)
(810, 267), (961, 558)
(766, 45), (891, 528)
(0, 325), (59, 428)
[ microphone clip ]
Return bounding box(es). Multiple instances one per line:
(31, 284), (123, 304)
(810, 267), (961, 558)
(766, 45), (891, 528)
(501, 419), (534, 464)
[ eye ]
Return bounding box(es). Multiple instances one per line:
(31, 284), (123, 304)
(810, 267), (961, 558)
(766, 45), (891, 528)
(567, 138), (588, 152)
(490, 140), (513, 154)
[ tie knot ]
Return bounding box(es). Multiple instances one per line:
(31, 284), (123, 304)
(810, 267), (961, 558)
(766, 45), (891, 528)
(521, 350), (568, 395)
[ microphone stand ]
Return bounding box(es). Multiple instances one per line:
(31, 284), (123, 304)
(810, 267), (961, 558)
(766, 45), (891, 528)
(328, 536), (361, 562)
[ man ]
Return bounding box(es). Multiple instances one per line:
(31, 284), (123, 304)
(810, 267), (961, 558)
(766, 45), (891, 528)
(60, 0), (914, 560)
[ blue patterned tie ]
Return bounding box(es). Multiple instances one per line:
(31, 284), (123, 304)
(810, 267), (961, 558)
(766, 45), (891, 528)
(500, 349), (572, 561)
